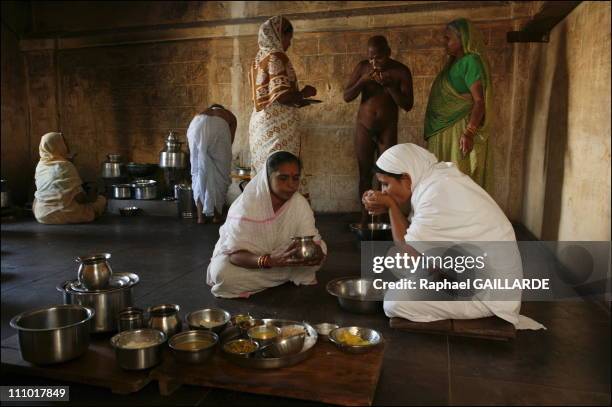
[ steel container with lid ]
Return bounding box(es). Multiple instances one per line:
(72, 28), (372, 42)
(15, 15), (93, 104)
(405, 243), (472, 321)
(101, 154), (126, 179)
(159, 131), (187, 169)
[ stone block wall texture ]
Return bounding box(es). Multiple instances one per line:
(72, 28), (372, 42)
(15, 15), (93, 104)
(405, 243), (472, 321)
(6, 0), (610, 237)
(520, 1), (611, 240)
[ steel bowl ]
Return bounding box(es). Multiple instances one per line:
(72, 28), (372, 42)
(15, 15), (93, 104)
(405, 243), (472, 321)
(186, 308), (230, 333)
(329, 326), (383, 354)
(291, 236), (318, 261)
(131, 180), (158, 200)
(247, 325), (281, 347)
(76, 253), (113, 290)
(326, 277), (384, 314)
(230, 313), (252, 326)
(111, 184), (132, 199)
(262, 333), (305, 358)
(349, 222), (392, 241)
(10, 305), (95, 364)
(169, 330), (218, 364)
(110, 329), (166, 370)
(313, 323), (339, 342)
(236, 167), (251, 177)
(119, 206), (141, 217)
(222, 338), (260, 358)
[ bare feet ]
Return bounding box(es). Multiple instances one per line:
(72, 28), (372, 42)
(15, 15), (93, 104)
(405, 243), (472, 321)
(197, 216), (208, 224)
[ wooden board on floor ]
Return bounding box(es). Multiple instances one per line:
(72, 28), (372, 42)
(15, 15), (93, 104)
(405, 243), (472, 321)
(390, 316), (516, 341)
(151, 340), (385, 406)
(1, 334), (151, 394)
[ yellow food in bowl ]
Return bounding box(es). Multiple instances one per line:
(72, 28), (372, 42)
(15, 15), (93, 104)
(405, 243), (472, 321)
(224, 340), (257, 354)
(249, 328), (278, 340)
(337, 331), (370, 346)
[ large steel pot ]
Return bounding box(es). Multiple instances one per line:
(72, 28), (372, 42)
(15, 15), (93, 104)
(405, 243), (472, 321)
(111, 184), (132, 199)
(132, 180), (157, 200)
(9, 304), (94, 364)
(159, 131), (188, 169)
(57, 273), (139, 333)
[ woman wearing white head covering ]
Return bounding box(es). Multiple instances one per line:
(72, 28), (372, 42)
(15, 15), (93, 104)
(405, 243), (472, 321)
(363, 143), (544, 330)
(248, 15), (317, 198)
(206, 151), (327, 298)
(33, 132), (106, 224)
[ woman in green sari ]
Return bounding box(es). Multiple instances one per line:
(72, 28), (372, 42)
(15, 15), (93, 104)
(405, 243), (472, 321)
(424, 18), (492, 188)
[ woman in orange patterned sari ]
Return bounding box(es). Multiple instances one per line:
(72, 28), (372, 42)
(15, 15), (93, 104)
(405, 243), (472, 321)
(248, 15), (317, 197)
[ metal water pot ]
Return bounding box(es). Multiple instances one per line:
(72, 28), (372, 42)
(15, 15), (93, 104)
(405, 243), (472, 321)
(147, 304), (182, 338)
(291, 236), (319, 260)
(175, 183), (195, 219)
(76, 253), (113, 290)
(159, 131), (187, 169)
(101, 154), (126, 178)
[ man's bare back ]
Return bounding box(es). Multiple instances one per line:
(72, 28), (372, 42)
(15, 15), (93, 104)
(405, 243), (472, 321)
(343, 36), (413, 224)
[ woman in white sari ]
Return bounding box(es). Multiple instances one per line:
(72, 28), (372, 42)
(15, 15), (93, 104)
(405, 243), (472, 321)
(363, 143), (544, 330)
(207, 151), (327, 298)
(33, 132), (106, 224)
(248, 15), (317, 197)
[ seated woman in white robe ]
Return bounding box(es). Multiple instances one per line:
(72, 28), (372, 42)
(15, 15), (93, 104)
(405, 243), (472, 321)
(33, 132), (106, 225)
(187, 104), (236, 224)
(207, 151), (327, 298)
(363, 143), (543, 330)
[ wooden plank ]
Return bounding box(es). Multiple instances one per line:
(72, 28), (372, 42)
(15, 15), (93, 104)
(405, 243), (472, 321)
(1, 334), (151, 394)
(390, 317), (515, 341)
(151, 341), (384, 406)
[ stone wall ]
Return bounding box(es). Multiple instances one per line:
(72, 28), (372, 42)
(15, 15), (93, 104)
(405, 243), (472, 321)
(11, 1), (534, 215)
(520, 2), (611, 240)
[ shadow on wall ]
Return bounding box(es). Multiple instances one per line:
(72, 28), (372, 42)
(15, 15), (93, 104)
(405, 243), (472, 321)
(541, 26), (569, 241)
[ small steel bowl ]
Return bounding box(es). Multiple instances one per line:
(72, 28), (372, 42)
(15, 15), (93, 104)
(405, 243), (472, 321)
(186, 308), (231, 333)
(110, 328), (166, 370)
(169, 330), (218, 364)
(349, 222), (392, 241)
(119, 206), (141, 217)
(230, 313), (252, 326)
(117, 307), (145, 332)
(263, 333), (305, 357)
(326, 277), (384, 314)
(313, 323), (339, 342)
(222, 338), (260, 358)
(329, 326), (383, 354)
(236, 318), (265, 334)
(247, 325), (281, 346)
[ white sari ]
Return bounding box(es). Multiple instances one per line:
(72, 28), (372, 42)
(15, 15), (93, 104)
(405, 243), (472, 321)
(187, 114), (232, 216)
(206, 156), (326, 298)
(377, 144), (544, 330)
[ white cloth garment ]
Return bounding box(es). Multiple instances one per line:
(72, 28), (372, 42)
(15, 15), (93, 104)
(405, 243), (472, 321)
(33, 132), (106, 224)
(187, 114), (232, 216)
(206, 154), (327, 298)
(377, 143), (545, 330)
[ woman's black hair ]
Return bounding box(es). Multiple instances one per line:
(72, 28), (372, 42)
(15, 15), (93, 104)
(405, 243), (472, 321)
(373, 163), (402, 179)
(209, 103), (225, 109)
(282, 18), (293, 34)
(266, 151), (302, 174)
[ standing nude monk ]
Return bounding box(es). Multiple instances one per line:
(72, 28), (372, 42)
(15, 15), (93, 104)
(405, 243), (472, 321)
(343, 36), (414, 225)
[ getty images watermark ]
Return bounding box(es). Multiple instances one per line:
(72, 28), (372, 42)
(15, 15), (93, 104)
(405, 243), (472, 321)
(359, 241), (611, 301)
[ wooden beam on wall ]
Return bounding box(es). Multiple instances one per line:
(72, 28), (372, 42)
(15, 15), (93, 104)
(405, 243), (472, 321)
(507, 1), (581, 43)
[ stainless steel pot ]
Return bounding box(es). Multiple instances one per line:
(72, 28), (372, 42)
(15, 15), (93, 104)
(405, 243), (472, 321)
(147, 304), (182, 338)
(110, 329), (166, 370)
(9, 305), (94, 364)
(101, 154), (126, 179)
(132, 180), (157, 200)
(57, 273), (139, 333)
(111, 184), (132, 199)
(159, 131), (188, 169)
(118, 307), (145, 332)
(169, 330), (218, 364)
(76, 253), (113, 290)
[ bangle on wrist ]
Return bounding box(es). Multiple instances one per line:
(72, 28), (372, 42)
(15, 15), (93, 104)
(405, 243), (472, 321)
(263, 255), (272, 268)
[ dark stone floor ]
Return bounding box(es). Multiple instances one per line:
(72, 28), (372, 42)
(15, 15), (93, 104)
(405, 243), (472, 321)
(1, 215), (610, 405)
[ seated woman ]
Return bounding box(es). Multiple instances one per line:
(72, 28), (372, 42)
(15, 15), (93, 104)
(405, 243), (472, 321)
(363, 143), (543, 330)
(33, 132), (106, 224)
(206, 151), (326, 298)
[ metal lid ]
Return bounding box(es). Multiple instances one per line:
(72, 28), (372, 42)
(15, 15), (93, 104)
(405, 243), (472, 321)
(63, 272), (139, 294)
